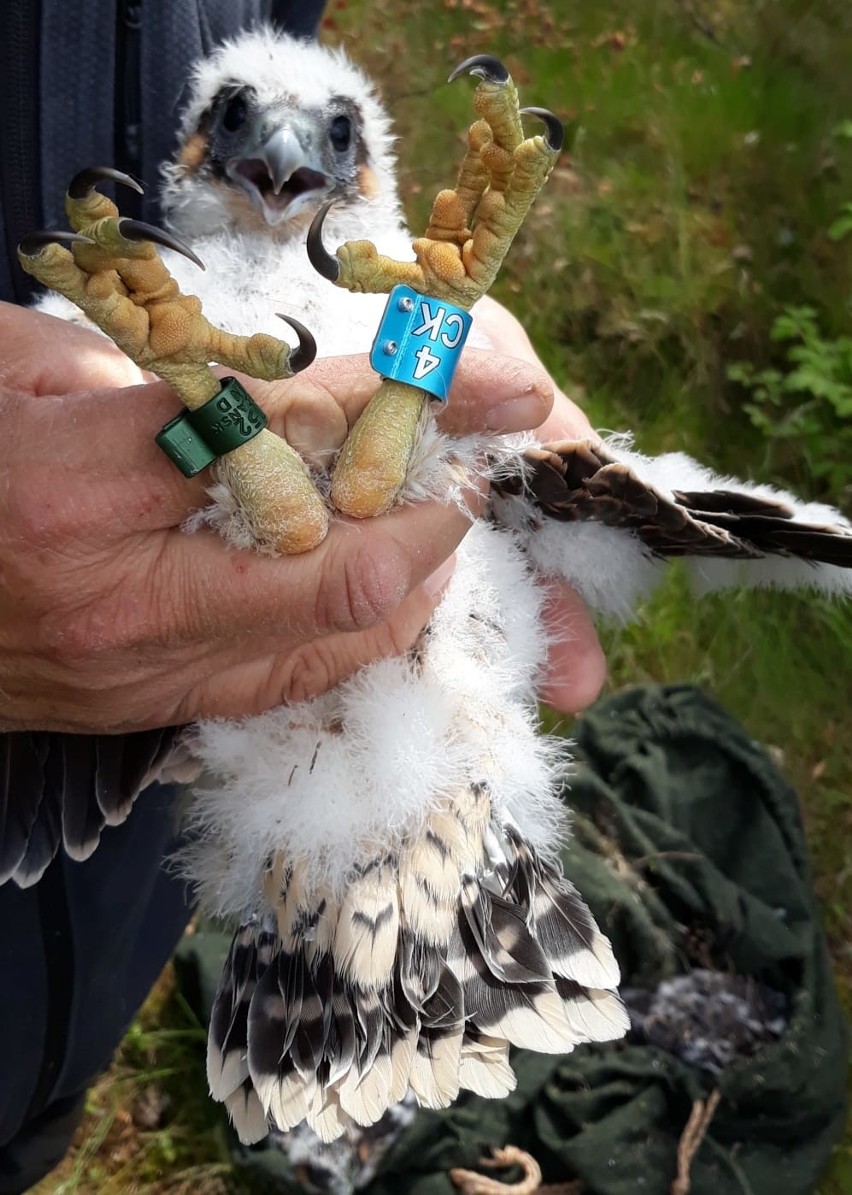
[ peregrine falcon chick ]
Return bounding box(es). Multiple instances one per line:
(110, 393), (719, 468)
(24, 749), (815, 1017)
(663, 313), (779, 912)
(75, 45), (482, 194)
(15, 28), (852, 1149)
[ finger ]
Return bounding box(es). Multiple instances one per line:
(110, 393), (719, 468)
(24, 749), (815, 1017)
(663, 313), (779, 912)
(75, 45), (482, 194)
(434, 351), (554, 435)
(6, 303), (555, 442)
(9, 362), (368, 536)
(4, 305), (555, 548)
(469, 294), (594, 441)
(10, 570), (446, 733)
(246, 348), (556, 450)
(158, 491), (478, 646)
(4, 302), (556, 438)
(4, 304), (557, 515)
(115, 343), (539, 525)
(11, 345), (544, 538)
(537, 580), (607, 713)
(0, 302), (147, 394)
(172, 574), (448, 721)
(10, 377), (213, 535)
(535, 385), (598, 444)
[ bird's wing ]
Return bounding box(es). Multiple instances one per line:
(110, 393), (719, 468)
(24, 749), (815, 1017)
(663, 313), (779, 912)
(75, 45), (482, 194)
(0, 727), (180, 886)
(490, 438), (852, 620)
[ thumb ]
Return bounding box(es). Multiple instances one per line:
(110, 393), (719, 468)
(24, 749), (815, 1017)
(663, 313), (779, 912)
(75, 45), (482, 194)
(177, 560), (457, 719)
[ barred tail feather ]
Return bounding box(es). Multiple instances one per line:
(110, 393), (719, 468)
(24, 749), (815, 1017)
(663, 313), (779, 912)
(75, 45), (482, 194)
(224, 1082), (268, 1145)
(457, 1033), (517, 1099)
(209, 796), (625, 1146)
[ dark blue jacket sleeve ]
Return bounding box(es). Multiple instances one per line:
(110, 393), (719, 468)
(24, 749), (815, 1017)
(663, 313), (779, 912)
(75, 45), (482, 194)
(0, 5), (323, 1170)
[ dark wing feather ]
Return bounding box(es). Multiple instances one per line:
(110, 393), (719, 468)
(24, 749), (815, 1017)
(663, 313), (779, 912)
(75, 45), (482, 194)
(0, 733), (50, 883)
(61, 736), (109, 861)
(674, 491), (852, 565)
(498, 440), (852, 566)
(0, 728), (181, 886)
(12, 775), (62, 887)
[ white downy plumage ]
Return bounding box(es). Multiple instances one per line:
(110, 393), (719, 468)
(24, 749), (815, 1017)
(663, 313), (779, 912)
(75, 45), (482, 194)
(34, 28), (852, 1146)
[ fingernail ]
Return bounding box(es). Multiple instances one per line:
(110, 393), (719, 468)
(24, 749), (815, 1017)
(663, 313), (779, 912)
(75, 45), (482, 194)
(424, 553), (456, 597)
(485, 386), (550, 431)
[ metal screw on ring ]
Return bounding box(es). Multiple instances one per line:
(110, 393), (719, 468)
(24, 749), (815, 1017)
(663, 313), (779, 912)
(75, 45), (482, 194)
(397, 296), (415, 313)
(383, 340), (399, 356)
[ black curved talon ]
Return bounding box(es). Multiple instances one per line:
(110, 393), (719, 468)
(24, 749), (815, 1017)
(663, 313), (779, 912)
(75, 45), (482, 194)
(448, 54), (509, 85)
(117, 219), (206, 270)
(18, 230), (95, 257)
(68, 166), (144, 200)
(520, 107), (564, 153)
(307, 201), (340, 283)
(276, 314), (317, 373)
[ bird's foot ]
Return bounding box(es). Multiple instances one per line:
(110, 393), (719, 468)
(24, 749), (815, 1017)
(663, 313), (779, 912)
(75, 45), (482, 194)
(312, 55), (563, 306)
(18, 167), (328, 554)
(309, 55), (563, 519)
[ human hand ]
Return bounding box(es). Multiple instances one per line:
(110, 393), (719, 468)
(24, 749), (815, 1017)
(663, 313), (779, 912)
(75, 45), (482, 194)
(0, 302), (563, 734)
(473, 295), (607, 713)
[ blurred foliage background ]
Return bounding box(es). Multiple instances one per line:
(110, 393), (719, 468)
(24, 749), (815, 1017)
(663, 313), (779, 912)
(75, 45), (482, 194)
(36, 1), (851, 1191)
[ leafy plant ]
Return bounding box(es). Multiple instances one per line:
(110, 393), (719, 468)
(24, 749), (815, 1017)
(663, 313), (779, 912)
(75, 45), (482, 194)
(828, 202), (852, 242)
(728, 304), (852, 499)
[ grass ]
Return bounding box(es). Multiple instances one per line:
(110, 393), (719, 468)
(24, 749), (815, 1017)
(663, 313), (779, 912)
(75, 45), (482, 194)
(34, 1), (851, 1190)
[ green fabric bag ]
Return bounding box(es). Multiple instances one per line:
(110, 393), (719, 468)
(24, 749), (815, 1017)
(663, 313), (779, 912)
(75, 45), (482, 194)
(176, 685), (848, 1195)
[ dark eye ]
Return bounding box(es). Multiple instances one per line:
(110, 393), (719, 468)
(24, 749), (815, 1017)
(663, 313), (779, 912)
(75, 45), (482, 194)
(329, 114), (352, 153)
(222, 91), (249, 133)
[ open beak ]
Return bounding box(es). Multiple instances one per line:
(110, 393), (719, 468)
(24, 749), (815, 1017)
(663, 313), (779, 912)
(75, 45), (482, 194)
(226, 127), (331, 225)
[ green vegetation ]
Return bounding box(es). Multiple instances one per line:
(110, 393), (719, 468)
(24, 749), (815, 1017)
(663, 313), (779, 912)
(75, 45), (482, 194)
(36, 1), (850, 1190)
(729, 302), (852, 494)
